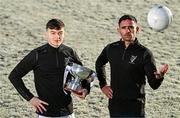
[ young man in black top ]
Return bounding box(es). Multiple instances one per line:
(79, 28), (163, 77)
(9, 19), (89, 118)
(95, 14), (169, 117)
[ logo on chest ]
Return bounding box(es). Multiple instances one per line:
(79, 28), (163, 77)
(129, 55), (137, 64)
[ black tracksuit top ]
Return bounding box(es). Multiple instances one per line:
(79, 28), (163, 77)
(96, 39), (164, 116)
(9, 43), (86, 117)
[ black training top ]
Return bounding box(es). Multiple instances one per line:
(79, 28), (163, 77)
(95, 39), (164, 115)
(9, 43), (87, 117)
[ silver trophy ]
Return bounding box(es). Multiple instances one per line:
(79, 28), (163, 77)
(63, 62), (96, 95)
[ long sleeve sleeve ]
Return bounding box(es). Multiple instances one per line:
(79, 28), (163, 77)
(8, 50), (37, 101)
(72, 50), (82, 66)
(143, 49), (164, 90)
(95, 46), (109, 89)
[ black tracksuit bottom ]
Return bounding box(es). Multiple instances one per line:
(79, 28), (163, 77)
(109, 99), (145, 118)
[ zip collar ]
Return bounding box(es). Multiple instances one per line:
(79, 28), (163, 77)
(47, 43), (64, 52)
(119, 38), (139, 50)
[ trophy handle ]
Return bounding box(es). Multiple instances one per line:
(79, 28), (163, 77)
(63, 65), (71, 94)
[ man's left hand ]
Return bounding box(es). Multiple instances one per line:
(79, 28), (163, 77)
(154, 64), (169, 79)
(76, 89), (88, 99)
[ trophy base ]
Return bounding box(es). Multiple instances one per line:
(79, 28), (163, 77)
(64, 87), (83, 95)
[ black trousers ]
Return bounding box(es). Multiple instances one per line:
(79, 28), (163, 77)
(109, 99), (145, 118)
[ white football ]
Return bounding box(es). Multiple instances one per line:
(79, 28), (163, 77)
(147, 4), (173, 31)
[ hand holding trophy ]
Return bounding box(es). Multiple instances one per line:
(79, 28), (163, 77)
(63, 62), (96, 98)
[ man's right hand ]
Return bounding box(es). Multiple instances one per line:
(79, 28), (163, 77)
(29, 97), (49, 114)
(101, 85), (113, 99)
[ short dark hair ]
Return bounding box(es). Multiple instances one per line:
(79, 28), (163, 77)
(46, 19), (65, 30)
(118, 14), (137, 25)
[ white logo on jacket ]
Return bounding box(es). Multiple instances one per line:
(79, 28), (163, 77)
(129, 55), (137, 64)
